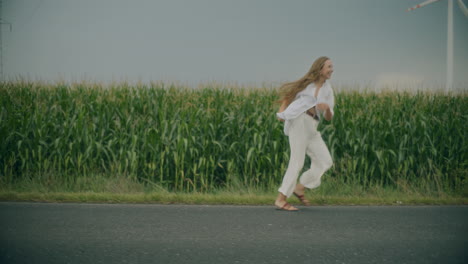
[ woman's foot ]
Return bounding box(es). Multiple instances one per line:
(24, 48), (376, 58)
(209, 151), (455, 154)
(275, 200), (299, 211)
(275, 192), (298, 211)
(293, 184), (311, 206)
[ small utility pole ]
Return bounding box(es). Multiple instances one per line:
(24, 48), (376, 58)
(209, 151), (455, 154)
(0, 0), (12, 81)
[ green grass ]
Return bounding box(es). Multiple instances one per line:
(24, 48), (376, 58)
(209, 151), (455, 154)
(1, 175), (466, 205)
(2, 191), (466, 206)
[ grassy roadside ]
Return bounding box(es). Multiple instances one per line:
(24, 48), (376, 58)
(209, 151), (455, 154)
(1, 191), (467, 205)
(1, 176), (466, 205)
(1, 190), (466, 206)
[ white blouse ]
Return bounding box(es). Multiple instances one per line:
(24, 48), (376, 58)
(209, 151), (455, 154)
(276, 81), (335, 135)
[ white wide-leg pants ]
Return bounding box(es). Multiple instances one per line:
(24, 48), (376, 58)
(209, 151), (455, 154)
(278, 112), (333, 198)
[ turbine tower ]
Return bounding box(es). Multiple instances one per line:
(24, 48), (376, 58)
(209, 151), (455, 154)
(0, 0), (12, 81)
(407, 0), (468, 93)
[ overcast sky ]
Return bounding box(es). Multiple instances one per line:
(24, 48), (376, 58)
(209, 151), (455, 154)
(2, 0), (468, 90)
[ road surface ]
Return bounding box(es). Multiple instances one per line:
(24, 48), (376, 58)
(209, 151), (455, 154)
(1, 202), (467, 264)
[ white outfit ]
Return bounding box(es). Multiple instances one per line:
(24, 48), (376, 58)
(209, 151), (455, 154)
(276, 81), (334, 136)
(276, 81), (335, 198)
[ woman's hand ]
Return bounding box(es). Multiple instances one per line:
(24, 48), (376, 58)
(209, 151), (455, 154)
(315, 103), (330, 111)
(316, 103), (333, 121)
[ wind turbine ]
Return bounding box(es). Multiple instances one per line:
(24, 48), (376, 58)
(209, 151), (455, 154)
(407, 0), (468, 93)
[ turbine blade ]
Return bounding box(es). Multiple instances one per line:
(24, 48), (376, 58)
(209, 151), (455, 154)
(457, 0), (468, 17)
(406, 0), (442, 12)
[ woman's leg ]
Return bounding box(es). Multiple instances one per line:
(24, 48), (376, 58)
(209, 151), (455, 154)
(299, 133), (333, 189)
(277, 115), (308, 199)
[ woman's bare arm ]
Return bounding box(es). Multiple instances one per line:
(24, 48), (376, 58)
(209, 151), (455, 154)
(277, 99), (291, 122)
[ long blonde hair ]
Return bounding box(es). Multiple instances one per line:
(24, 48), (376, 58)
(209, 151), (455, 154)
(279, 56), (330, 103)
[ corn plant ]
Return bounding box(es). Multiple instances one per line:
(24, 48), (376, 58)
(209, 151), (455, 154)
(0, 81), (466, 193)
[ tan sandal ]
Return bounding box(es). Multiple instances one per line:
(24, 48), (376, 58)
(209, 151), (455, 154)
(275, 202), (299, 211)
(293, 192), (311, 206)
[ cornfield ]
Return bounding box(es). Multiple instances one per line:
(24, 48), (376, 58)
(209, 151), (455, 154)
(1, 81), (467, 193)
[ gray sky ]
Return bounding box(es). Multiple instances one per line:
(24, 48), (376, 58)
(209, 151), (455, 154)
(3, 0), (468, 90)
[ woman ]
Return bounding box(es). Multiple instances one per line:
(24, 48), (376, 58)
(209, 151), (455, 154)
(275, 56), (335, 211)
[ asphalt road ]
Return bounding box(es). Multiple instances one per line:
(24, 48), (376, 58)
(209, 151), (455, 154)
(0, 202), (467, 264)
